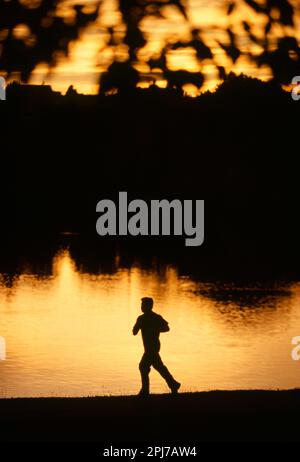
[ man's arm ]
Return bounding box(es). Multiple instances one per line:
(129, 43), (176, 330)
(132, 317), (141, 336)
(159, 316), (170, 333)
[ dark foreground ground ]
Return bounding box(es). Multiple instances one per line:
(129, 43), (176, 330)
(1, 390), (299, 442)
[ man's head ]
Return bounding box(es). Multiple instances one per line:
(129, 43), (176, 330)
(141, 297), (153, 313)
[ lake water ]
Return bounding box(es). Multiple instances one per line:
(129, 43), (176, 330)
(0, 248), (299, 397)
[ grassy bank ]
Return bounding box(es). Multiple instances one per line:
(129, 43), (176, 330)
(1, 390), (299, 442)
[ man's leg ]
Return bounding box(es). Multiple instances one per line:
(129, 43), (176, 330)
(151, 353), (181, 393)
(138, 353), (151, 395)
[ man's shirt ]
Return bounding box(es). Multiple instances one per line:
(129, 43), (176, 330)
(133, 311), (170, 353)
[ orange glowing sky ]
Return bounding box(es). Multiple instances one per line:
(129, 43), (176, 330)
(17, 0), (300, 95)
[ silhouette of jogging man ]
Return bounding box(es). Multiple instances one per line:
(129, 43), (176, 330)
(133, 297), (181, 396)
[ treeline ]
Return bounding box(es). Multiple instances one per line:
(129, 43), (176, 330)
(1, 74), (299, 279)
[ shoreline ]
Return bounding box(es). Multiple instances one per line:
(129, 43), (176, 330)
(1, 389), (299, 442)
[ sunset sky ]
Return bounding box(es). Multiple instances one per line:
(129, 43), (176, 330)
(4, 0), (299, 95)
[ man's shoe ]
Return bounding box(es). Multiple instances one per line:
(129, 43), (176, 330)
(137, 389), (149, 397)
(170, 381), (181, 394)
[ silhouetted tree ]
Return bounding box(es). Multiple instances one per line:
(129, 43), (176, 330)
(99, 61), (139, 95)
(1, 0), (299, 92)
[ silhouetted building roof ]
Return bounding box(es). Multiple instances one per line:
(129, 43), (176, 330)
(7, 82), (61, 109)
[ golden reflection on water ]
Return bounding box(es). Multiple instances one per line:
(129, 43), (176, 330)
(28, 0), (279, 95)
(0, 249), (299, 397)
